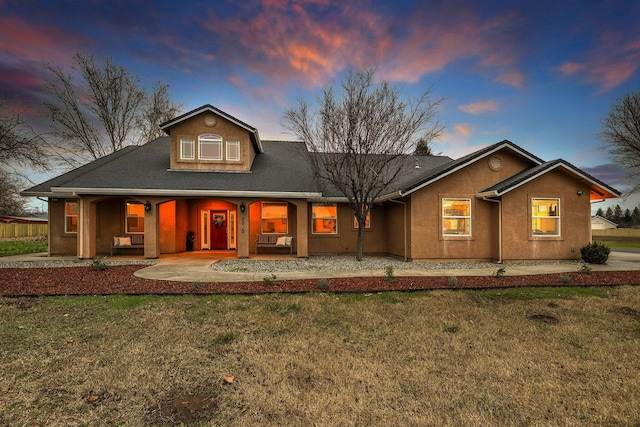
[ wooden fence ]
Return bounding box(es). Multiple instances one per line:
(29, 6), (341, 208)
(0, 223), (48, 238)
(592, 229), (640, 238)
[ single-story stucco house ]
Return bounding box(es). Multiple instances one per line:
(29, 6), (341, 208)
(22, 104), (620, 262)
(591, 215), (618, 230)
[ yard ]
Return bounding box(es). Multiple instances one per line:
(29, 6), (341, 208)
(1, 286), (639, 426)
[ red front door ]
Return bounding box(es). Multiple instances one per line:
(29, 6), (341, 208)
(210, 211), (227, 249)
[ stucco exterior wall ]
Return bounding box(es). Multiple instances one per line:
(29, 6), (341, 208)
(168, 111), (257, 171)
(500, 170), (591, 260)
(408, 149), (534, 261)
(48, 198), (78, 255)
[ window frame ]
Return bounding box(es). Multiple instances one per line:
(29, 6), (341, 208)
(312, 203), (338, 235)
(531, 197), (561, 237)
(353, 207), (372, 230)
(261, 201), (288, 234)
(125, 201), (145, 234)
(226, 140), (241, 161)
(198, 134), (223, 161)
(180, 138), (194, 160)
(64, 200), (78, 234)
(442, 197), (472, 237)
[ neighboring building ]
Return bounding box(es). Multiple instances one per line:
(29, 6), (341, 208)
(591, 215), (618, 230)
(22, 104), (620, 261)
(0, 215), (48, 224)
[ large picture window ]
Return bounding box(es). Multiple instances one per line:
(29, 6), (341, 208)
(532, 198), (560, 236)
(65, 200), (78, 233)
(312, 203), (338, 234)
(126, 202), (145, 234)
(198, 134), (222, 160)
(442, 198), (471, 236)
(180, 138), (194, 160)
(261, 202), (288, 234)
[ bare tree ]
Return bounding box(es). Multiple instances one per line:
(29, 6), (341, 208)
(136, 82), (183, 143)
(0, 100), (49, 215)
(42, 53), (181, 167)
(282, 69), (442, 261)
(600, 89), (640, 195)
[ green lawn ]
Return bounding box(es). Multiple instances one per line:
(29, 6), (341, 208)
(2, 286), (639, 426)
(0, 237), (47, 257)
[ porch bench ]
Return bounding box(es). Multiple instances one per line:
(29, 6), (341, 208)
(255, 235), (293, 254)
(111, 235), (144, 256)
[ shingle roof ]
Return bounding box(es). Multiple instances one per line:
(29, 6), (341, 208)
(477, 159), (621, 199)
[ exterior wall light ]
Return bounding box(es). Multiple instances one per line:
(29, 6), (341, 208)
(240, 202), (246, 213)
(144, 200), (152, 212)
(576, 190), (583, 196)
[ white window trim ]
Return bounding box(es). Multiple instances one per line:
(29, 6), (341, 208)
(442, 198), (472, 237)
(226, 140), (240, 161)
(198, 134), (223, 160)
(532, 198), (561, 237)
(180, 138), (194, 160)
(261, 201), (288, 234)
(64, 200), (78, 234)
(312, 203), (338, 235)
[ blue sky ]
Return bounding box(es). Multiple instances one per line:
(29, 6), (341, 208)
(1, 0), (640, 211)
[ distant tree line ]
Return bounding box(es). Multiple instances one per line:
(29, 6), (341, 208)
(594, 205), (640, 228)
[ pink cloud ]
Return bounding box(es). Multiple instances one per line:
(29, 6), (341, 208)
(198, 1), (524, 88)
(453, 123), (473, 137)
(559, 32), (640, 92)
(458, 100), (499, 115)
(496, 71), (524, 89)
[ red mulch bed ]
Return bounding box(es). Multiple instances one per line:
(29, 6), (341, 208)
(0, 265), (639, 296)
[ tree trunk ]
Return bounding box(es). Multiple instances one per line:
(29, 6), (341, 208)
(356, 222), (366, 261)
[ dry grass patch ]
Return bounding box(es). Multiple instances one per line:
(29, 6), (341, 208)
(1, 287), (639, 426)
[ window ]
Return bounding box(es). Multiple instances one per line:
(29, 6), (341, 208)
(312, 203), (338, 234)
(65, 200), (78, 233)
(226, 140), (240, 161)
(532, 198), (560, 236)
(354, 208), (372, 229)
(442, 198), (471, 236)
(126, 202), (145, 234)
(199, 134), (222, 160)
(180, 138), (194, 160)
(261, 202), (288, 234)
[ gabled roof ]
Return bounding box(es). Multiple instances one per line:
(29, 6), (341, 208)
(160, 104), (264, 154)
(379, 140), (544, 200)
(22, 138), (320, 198)
(591, 215), (618, 227)
(476, 159), (621, 200)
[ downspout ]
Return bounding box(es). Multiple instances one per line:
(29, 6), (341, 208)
(482, 197), (502, 264)
(389, 200), (408, 262)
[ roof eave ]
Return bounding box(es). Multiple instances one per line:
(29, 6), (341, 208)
(49, 187), (321, 199)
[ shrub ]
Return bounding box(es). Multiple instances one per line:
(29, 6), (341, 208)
(578, 263), (592, 275)
(560, 275), (571, 284)
(317, 278), (330, 291)
(447, 276), (459, 287)
(89, 257), (109, 271)
(580, 241), (610, 264)
(492, 267), (506, 279)
(384, 265), (394, 282)
(263, 274), (277, 286)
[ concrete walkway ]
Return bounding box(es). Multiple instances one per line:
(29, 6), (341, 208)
(3, 250), (638, 283)
(133, 251), (640, 283)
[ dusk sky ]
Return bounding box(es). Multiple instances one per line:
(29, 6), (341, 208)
(2, 0), (640, 211)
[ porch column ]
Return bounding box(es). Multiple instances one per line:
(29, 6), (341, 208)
(237, 200), (250, 258)
(144, 199), (159, 259)
(293, 199), (308, 258)
(78, 197), (97, 259)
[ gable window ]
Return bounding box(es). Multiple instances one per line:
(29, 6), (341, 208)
(126, 202), (145, 234)
(180, 138), (194, 160)
(442, 198), (471, 236)
(226, 140), (240, 161)
(65, 200), (78, 233)
(532, 198), (560, 236)
(261, 202), (288, 234)
(312, 203), (338, 234)
(199, 134), (222, 160)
